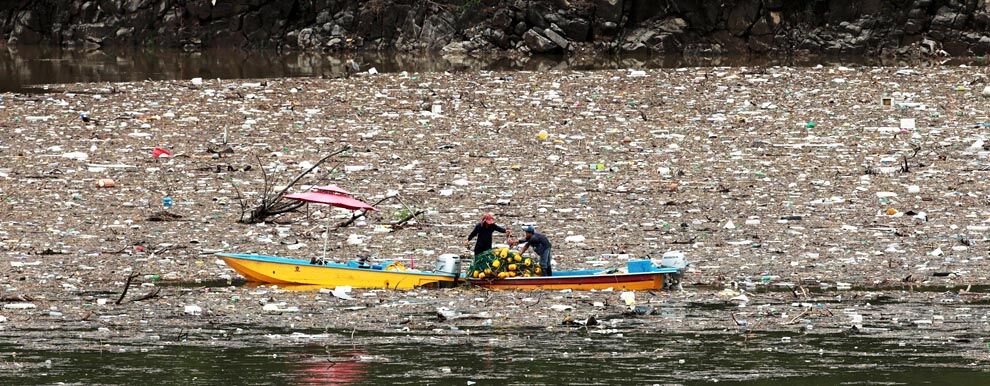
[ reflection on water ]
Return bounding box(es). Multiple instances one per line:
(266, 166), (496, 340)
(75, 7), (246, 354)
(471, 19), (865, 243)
(298, 351), (369, 386)
(3, 45), (981, 93)
(0, 330), (985, 385)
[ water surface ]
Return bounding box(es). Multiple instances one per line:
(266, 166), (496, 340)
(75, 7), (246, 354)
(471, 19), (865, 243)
(2, 45), (977, 93)
(1, 329), (985, 385)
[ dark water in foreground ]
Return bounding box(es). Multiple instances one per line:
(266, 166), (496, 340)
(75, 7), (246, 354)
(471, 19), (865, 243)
(2, 45), (985, 93)
(1, 330), (985, 385)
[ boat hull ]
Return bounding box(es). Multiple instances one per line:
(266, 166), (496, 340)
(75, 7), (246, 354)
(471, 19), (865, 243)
(466, 271), (667, 291)
(219, 253), (458, 290)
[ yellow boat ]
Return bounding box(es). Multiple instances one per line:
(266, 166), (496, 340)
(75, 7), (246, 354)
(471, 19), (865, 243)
(218, 253), (460, 290)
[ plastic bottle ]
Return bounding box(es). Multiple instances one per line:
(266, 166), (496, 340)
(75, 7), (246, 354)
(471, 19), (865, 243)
(162, 196), (173, 209)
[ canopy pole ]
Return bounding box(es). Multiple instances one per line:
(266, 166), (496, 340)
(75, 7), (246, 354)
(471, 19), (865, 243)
(322, 213), (331, 261)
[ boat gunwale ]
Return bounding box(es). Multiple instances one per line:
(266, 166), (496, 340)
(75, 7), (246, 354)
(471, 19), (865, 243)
(217, 253), (459, 279)
(550, 269), (680, 278)
(465, 270), (673, 285)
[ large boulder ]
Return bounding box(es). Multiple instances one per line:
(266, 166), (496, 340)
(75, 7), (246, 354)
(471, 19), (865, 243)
(620, 28), (656, 52)
(296, 27), (325, 49)
(594, 0), (623, 37)
(595, 0), (623, 25)
(560, 18), (590, 41)
(492, 8), (514, 30)
(749, 15), (774, 36)
(420, 14), (456, 50)
(522, 28), (559, 53)
(185, 0), (213, 21)
(727, 0), (761, 36)
(7, 10), (43, 45)
(525, 6), (548, 29)
(8, 23), (42, 45)
(657, 17), (687, 34)
(748, 34), (774, 53)
(211, 2), (237, 20)
(931, 6), (959, 27)
(483, 28), (510, 48)
(543, 28), (570, 50)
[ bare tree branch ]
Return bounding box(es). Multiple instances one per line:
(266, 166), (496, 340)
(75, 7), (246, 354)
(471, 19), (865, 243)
(273, 146), (351, 201)
(240, 146), (351, 224)
(116, 272), (141, 305)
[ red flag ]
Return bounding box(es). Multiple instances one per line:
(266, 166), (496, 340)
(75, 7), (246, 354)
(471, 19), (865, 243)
(152, 147), (172, 159)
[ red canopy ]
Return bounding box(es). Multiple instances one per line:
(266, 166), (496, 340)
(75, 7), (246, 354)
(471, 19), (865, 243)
(284, 188), (378, 212)
(312, 185), (351, 195)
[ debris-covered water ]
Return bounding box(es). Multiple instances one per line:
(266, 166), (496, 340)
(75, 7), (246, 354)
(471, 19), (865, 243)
(3, 47), (990, 383)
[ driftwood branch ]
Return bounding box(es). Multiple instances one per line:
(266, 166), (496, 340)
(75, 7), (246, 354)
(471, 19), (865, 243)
(0, 294), (34, 302)
(335, 196), (392, 230)
(229, 178), (249, 221)
(116, 272), (141, 305)
(240, 146), (350, 224)
(391, 210), (425, 229)
(257, 153), (271, 207)
(273, 146), (351, 201)
(393, 194), (424, 225)
(781, 308), (812, 325)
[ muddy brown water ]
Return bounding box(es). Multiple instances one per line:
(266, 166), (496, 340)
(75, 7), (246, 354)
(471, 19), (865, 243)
(2, 45), (985, 93)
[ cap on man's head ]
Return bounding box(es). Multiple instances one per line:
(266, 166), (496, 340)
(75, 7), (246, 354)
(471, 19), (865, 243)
(481, 213), (495, 224)
(521, 225), (535, 233)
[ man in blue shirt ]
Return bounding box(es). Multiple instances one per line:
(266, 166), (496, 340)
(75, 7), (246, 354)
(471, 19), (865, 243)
(515, 225), (553, 276)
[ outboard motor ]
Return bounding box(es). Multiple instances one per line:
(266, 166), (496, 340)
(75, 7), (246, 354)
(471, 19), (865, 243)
(435, 254), (462, 276)
(661, 251), (688, 290)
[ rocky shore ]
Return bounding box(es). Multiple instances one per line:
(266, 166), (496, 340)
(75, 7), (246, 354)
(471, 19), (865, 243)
(3, 0), (990, 57)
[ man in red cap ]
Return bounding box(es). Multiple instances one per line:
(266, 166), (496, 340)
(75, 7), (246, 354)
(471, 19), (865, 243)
(465, 213), (509, 256)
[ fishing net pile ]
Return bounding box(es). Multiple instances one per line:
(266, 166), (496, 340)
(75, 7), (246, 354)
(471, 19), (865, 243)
(467, 247), (541, 279)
